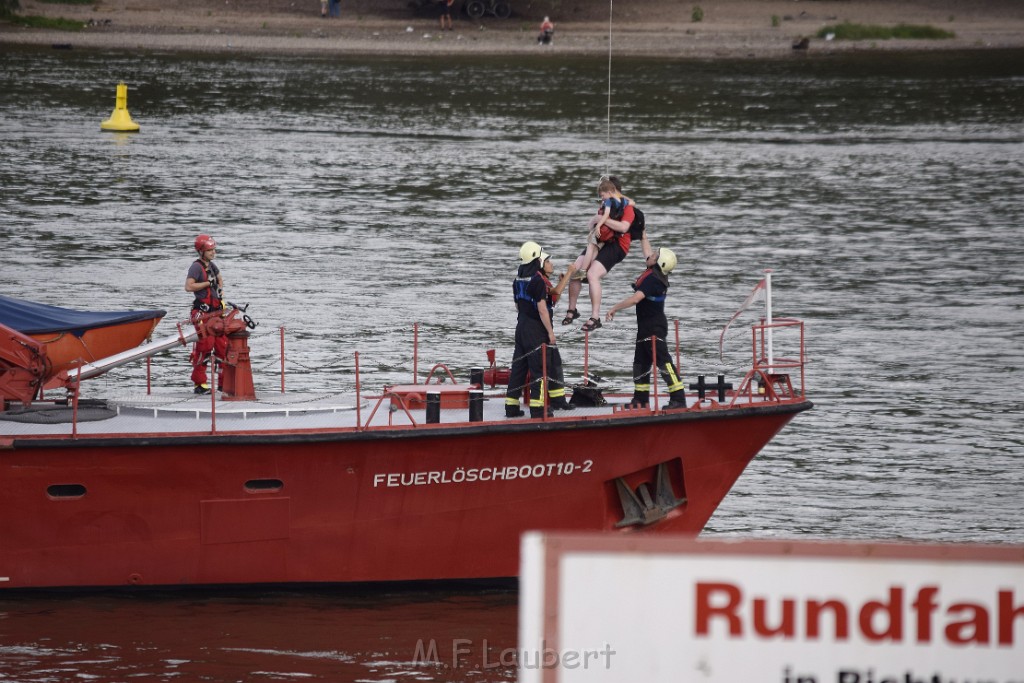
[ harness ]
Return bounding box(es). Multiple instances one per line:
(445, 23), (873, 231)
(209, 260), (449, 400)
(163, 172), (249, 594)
(633, 269), (667, 302)
(192, 259), (223, 312)
(513, 271), (553, 317)
(513, 275), (534, 304)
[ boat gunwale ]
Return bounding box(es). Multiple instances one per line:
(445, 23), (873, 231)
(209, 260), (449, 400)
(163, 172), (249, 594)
(2, 399), (813, 450)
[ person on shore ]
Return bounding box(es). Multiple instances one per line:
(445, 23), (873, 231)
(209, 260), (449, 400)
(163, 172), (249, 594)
(185, 234), (227, 395)
(439, 0), (453, 31)
(328, 0), (340, 18)
(605, 235), (687, 410)
(320, 0), (328, 18)
(563, 176), (636, 332)
(505, 242), (576, 418)
(538, 16), (554, 44)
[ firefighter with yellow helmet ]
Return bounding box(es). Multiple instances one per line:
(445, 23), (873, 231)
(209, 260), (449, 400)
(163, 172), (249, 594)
(605, 235), (687, 409)
(505, 242), (576, 418)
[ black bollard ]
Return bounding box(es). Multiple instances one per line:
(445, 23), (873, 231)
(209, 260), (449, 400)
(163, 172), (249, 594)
(470, 367), (484, 389)
(469, 389), (483, 422)
(688, 375), (733, 402)
(693, 375), (707, 401)
(426, 391), (441, 424)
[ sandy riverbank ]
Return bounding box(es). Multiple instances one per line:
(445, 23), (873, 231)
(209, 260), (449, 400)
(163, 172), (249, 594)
(2, 0), (1024, 58)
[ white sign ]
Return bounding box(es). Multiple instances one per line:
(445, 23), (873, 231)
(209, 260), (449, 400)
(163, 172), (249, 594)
(519, 534), (1024, 683)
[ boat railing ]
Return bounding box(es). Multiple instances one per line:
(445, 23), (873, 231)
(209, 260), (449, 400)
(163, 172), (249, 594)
(726, 318), (806, 407)
(11, 313), (808, 437)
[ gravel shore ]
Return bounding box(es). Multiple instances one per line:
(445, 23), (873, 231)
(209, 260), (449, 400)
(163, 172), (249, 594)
(3, 0), (1024, 58)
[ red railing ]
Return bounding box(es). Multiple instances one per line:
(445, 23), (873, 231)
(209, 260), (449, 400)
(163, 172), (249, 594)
(38, 317), (806, 437)
(728, 318), (806, 407)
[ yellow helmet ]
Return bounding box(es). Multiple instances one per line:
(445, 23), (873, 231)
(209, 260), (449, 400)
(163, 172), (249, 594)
(657, 248), (677, 274)
(519, 241), (543, 264)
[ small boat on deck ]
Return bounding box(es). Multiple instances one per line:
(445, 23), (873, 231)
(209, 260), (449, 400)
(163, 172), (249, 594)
(0, 287), (811, 590)
(0, 295), (165, 382)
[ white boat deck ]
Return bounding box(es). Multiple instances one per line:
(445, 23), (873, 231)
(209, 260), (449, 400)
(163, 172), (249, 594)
(0, 388), (684, 437)
(0, 373), (798, 439)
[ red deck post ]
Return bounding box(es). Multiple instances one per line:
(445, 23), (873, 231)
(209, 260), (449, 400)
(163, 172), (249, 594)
(71, 364), (80, 438)
(541, 342), (548, 421)
(583, 329), (589, 383)
(651, 335), (659, 411)
(355, 351), (361, 430)
(674, 319), (681, 372)
(146, 356), (152, 395)
(413, 323), (419, 385)
(210, 356), (217, 434)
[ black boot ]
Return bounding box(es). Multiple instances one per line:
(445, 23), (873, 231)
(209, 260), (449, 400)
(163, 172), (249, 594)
(530, 406), (553, 419)
(505, 403), (525, 418)
(627, 391), (649, 409)
(665, 391), (687, 410)
(552, 398), (575, 411)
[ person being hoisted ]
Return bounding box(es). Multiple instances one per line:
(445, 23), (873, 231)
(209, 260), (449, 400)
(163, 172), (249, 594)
(185, 234), (227, 395)
(605, 234), (687, 409)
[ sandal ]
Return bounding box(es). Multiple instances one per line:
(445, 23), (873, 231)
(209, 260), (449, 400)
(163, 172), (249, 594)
(581, 317), (602, 332)
(561, 309), (580, 326)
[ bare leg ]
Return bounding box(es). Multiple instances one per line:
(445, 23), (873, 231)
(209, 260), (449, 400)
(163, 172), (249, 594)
(567, 279), (582, 312)
(566, 254), (587, 312)
(579, 242), (599, 271)
(587, 262), (608, 319)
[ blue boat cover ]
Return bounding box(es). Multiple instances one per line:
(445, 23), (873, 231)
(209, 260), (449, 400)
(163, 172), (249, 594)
(0, 295), (166, 337)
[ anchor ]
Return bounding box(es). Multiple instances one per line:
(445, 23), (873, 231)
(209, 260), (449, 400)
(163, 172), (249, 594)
(614, 462), (687, 527)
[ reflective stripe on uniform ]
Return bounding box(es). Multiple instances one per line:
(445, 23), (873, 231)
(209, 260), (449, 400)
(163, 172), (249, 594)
(530, 378), (547, 407)
(663, 362), (685, 393)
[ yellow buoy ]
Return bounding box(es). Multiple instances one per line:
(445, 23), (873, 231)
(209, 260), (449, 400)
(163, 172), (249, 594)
(100, 82), (140, 132)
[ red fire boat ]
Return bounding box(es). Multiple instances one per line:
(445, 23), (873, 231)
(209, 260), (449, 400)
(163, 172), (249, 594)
(0, 291), (811, 590)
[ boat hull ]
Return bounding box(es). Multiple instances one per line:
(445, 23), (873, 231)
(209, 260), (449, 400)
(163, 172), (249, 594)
(0, 403), (808, 589)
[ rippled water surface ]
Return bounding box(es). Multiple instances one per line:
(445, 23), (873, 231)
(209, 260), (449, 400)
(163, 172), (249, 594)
(1, 46), (1023, 681)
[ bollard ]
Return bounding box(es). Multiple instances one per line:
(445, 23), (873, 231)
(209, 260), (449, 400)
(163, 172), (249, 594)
(470, 366), (484, 389)
(426, 391), (441, 424)
(469, 389), (483, 422)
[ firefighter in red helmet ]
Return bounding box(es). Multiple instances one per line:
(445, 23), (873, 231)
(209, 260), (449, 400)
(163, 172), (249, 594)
(185, 234), (227, 394)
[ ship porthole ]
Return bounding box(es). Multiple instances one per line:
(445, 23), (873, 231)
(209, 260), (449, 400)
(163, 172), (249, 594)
(47, 484), (86, 499)
(244, 479), (283, 493)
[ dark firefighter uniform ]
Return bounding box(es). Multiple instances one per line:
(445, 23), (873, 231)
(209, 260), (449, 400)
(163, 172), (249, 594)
(631, 266), (686, 407)
(505, 261), (569, 418)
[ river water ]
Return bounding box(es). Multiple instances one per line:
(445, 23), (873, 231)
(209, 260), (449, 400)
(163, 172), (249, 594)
(1, 46), (1022, 681)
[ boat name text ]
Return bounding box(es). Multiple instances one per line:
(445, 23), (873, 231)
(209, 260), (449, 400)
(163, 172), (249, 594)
(373, 461), (594, 487)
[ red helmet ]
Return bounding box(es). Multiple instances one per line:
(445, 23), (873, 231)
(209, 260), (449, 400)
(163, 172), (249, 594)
(194, 234), (216, 252)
